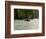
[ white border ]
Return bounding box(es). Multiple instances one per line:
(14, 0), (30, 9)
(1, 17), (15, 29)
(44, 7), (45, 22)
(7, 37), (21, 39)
(11, 5), (42, 34)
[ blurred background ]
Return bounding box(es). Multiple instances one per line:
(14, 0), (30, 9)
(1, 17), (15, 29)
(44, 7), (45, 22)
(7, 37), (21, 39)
(14, 9), (39, 20)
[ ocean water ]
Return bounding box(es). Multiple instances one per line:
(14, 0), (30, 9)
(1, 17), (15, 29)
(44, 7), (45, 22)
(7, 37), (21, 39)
(14, 19), (39, 30)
